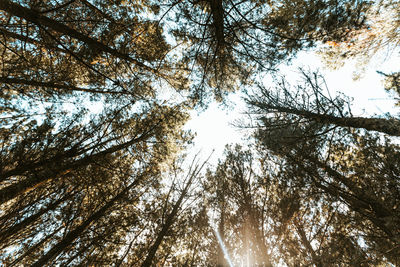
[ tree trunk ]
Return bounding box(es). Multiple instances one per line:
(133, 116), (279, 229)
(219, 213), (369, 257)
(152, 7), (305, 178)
(0, 132), (151, 204)
(10, 225), (64, 266)
(208, 0), (225, 48)
(255, 103), (400, 136)
(291, 154), (396, 239)
(0, 0), (159, 76)
(294, 221), (323, 267)
(31, 178), (141, 267)
(0, 28), (67, 53)
(0, 77), (132, 95)
(0, 190), (75, 244)
(141, 173), (195, 267)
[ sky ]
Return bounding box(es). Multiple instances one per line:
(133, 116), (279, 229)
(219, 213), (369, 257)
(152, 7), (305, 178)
(185, 49), (400, 161)
(73, 46), (400, 165)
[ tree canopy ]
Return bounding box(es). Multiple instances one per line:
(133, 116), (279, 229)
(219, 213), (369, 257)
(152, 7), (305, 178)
(0, 0), (399, 266)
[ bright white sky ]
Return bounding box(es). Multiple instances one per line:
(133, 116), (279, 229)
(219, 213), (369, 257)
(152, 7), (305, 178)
(185, 49), (400, 161)
(78, 47), (399, 163)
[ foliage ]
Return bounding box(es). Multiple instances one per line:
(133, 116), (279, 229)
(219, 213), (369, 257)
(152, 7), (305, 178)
(161, 0), (369, 103)
(0, 0), (399, 266)
(318, 0), (400, 78)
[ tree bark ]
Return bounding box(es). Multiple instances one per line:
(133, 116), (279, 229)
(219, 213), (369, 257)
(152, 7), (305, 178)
(208, 0), (225, 48)
(254, 102), (400, 136)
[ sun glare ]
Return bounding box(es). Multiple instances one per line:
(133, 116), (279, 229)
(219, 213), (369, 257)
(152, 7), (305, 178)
(213, 227), (234, 267)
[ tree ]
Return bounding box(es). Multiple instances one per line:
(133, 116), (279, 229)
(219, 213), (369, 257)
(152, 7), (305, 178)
(162, 0), (369, 102)
(246, 70), (400, 136)
(140, 156), (207, 267)
(204, 145), (274, 266)
(30, 173), (145, 267)
(239, 64), (400, 263)
(0, 0), (181, 99)
(1, 0), (398, 266)
(0, 0), (371, 106)
(318, 0), (400, 75)
(379, 70), (400, 106)
(2, 156), (143, 265)
(198, 144), (383, 266)
(1, 103), (189, 203)
(0, 2), (193, 265)
(251, 106), (400, 265)
(0, 102), (191, 265)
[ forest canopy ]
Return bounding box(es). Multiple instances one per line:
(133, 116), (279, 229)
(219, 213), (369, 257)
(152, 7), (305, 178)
(0, 0), (399, 266)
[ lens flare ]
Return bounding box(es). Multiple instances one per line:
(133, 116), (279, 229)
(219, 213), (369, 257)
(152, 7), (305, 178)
(213, 228), (234, 267)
